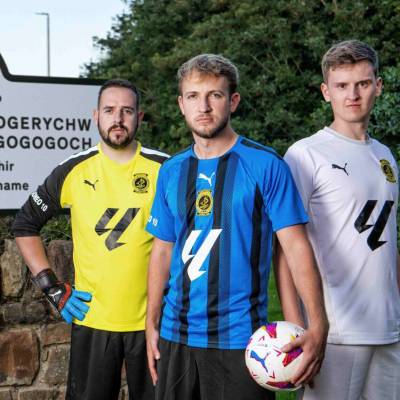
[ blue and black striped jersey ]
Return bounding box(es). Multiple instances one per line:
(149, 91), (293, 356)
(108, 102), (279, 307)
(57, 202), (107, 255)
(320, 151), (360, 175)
(146, 136), (308, 349)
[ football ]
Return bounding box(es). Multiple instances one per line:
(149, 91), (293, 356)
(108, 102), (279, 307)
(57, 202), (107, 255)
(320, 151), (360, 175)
(245, 321), (304, 392)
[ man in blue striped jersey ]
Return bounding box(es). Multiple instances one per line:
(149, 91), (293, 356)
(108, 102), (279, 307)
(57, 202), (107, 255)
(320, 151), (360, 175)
(145, 54), (328, 400)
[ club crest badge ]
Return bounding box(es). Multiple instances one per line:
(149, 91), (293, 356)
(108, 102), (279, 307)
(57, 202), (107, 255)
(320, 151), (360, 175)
(196, 189), (213, 216)
(380, 160), (396, 183)
(133, 173), (149, 193)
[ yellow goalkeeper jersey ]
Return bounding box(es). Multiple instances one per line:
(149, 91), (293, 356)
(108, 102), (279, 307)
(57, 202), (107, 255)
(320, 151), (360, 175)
(13, 142), (169, 331)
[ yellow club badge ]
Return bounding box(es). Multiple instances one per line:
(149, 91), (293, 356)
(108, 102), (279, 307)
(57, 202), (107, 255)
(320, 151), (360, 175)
(380, 160), (397, 183)
(133, 173), (149, 193)
(196, 189), (213, 216)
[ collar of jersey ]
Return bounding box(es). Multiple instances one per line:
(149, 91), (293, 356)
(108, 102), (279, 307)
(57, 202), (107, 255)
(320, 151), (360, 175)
(190, 135), (242, 160)
(323, 127), (372, 146)
(97, 142), (141, 170)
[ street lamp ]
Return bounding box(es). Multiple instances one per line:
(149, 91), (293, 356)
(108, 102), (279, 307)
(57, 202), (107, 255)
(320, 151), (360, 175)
(36, 12), (50, 76)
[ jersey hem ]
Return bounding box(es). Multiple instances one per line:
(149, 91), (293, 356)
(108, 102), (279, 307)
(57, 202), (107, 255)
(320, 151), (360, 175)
(75, 320), (145, 332)
(327, 333), (400, 345)
(273, 217), (308, 233)
(160, 334), (248, 350)
(12, 231), (41, 237)
(146, 227), (175, 242)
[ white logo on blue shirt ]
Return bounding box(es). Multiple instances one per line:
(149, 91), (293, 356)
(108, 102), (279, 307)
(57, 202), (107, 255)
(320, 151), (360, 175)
(182, 229), (222, 281)
(198, 172), (215, 187)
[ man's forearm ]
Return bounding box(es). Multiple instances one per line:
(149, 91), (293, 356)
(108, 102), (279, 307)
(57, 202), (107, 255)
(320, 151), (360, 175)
(275, 224), (328, 385)
(15, 235), (91, 323)
(15, 236), (51, 276)
(274, 240), (305, 327)
(146, 238), (173, 329)
(276, 225), (328, 329)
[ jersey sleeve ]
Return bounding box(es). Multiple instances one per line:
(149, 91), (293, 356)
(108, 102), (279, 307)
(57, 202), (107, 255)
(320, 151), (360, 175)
(146, 164), (176, 242)
(263, 156), (308, 232)
(12, 163), (71, 237)
(284, 143), (315, 208)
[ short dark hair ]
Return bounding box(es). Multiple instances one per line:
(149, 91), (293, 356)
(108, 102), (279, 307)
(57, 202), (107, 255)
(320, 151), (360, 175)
(97, 79), (140, 109)
(177, 54), (239, 94)
(321, 40), (379, 82)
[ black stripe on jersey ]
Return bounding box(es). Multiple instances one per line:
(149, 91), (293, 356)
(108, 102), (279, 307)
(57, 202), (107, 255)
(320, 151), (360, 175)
(105, 208), (140, 251)
(140, 147), (169, 164)
(12, 148), (99, 237)
(217, 152), (239, 346)
(241, 138), (282, 159)
(95, 208), (118, 235)
(207, 154), (230, 346)
(178, 156), (198, 344)
(249, 185), (263, 333)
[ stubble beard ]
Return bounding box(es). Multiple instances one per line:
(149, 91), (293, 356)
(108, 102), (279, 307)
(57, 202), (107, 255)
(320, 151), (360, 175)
(188, 113), (230, 140)
(99, 120), (138, 150)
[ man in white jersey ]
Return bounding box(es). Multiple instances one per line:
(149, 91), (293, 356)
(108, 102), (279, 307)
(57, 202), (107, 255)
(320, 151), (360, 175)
(275, 40), (400, 399)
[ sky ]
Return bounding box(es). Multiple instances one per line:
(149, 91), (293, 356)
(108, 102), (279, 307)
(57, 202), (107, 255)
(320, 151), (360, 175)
(0, 0), (127, 78)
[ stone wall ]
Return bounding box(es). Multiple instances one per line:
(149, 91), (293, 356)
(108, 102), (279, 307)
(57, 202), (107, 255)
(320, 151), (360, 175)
(0, 240), (128, 399)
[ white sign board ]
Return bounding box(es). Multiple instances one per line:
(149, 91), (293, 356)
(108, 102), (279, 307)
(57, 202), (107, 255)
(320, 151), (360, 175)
(0, 54), (104, 210)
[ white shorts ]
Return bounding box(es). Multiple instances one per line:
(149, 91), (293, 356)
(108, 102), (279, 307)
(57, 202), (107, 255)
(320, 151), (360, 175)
(297, 341), (400, 400)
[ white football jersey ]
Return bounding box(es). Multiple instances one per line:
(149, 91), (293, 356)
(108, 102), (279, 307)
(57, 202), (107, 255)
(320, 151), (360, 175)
(285, 127), (400, 344)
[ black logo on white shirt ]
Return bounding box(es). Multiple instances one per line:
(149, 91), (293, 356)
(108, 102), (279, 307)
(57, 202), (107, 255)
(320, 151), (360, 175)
(332, 163), (349, 176)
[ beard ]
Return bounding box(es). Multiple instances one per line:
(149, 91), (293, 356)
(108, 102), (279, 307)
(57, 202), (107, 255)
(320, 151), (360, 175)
(98, 120), (138, 149)
(187, 113), (230, 140)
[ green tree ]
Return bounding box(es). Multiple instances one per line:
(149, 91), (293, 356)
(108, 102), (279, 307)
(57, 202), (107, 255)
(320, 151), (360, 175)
(84, 0), (400, 157)
(7, 0), (397, 246)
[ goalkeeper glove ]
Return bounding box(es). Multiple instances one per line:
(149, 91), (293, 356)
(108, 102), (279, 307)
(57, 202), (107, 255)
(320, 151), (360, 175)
(33, 268), (92, 324)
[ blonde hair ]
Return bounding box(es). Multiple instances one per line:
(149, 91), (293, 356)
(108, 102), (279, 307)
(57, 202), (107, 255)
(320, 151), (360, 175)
(177, 54), (239, 94)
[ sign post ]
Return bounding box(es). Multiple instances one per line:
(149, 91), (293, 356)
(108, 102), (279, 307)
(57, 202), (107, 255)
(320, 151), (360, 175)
(0, 54), (104, 210)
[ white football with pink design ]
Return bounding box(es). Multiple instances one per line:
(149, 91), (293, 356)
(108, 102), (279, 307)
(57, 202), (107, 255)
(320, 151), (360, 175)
(245, 321), (304, 392)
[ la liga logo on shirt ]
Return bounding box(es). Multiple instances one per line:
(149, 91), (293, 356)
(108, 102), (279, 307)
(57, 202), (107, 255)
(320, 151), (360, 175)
(133, 173), (149, 193)
(196, 189), (213, 216)
(380, 160), (396, 183)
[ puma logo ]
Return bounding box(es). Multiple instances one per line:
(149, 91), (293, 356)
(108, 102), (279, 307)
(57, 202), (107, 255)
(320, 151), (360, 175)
(84, 179), (99, 191)
(198, 172), (215, 187)
(332, 163), (349, 176)
(48, 289), (62, 300)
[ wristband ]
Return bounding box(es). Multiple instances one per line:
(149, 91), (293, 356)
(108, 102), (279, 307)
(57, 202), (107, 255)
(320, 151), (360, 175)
(33, 268), (58, 290)
(33, 268), (71, 311)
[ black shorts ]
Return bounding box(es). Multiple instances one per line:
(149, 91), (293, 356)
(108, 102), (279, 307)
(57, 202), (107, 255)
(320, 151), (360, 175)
(156, 338), (275, 400)
(66, 324), (153, 400)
